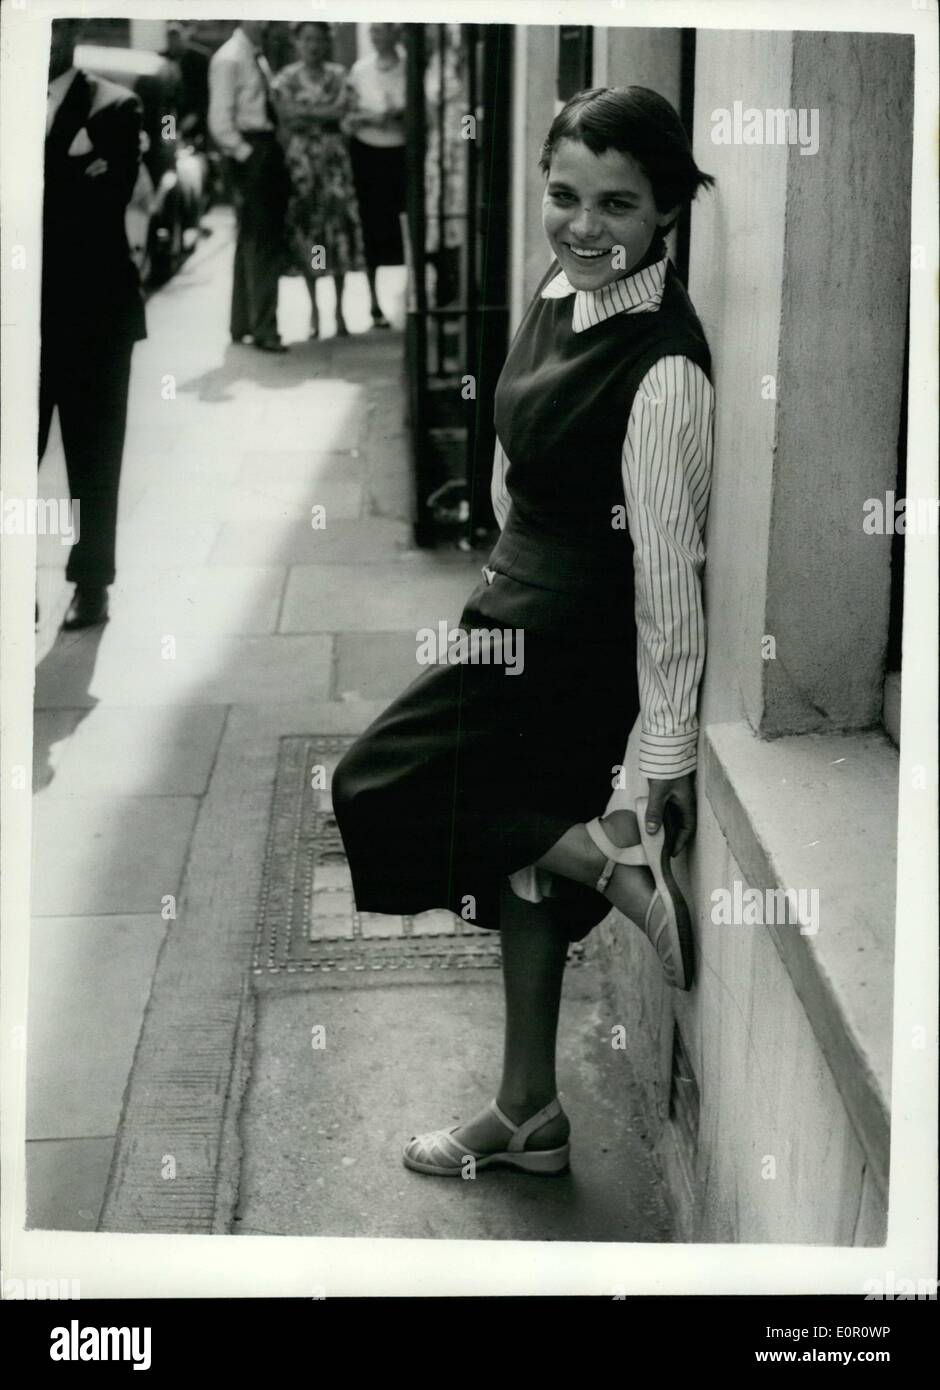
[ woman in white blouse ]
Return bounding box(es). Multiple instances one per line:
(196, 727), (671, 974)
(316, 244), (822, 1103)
(333, 87), (716, 1177)
(344, 23), (406, 328)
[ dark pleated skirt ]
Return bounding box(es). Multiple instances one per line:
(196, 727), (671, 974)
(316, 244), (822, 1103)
(332, 561), (639, 942)
(349, 138), (405, 269)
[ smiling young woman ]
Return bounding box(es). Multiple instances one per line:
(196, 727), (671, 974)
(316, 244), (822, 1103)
(332, 86), (716, 1176)
(543, 142), (672, 288)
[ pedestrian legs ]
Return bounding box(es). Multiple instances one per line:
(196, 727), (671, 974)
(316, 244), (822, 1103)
(40, 337), (134, 589)
(228, 139), (287, 343)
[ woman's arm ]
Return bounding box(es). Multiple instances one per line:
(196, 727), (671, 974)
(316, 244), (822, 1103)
(272, 69), (346, 129)
(341, 71), (368, 132)
(620, 354), (715, 850)
(490, 435), (511, 530)
(270, 70), (304, 131)
(308, 66), (350, 122)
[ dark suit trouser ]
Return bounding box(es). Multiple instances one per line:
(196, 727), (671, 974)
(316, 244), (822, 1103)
(38, 334), (135, 589)
(228, 135), (287, 342)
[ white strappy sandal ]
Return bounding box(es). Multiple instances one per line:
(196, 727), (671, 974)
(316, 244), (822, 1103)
(402, 1097), (570, 1176)
(584, 795), (695, 991)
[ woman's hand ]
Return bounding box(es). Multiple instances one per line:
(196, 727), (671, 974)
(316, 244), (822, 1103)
(645, 773), (697, 855)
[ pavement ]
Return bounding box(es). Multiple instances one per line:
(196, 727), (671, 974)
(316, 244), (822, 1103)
(29, 208), (672, 1247)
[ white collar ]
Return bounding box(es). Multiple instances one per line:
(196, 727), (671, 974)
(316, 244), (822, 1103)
(541, 254), (668, 333)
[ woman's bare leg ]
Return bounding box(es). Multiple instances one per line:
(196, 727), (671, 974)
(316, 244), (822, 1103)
(305, 272), (320, 336)
(366, 267), (382, 318)
(334, 273), (349, 335)
(450, 883), (571, 1153)
(536, 811), (656, 927)
(436, 814), (654, 1156)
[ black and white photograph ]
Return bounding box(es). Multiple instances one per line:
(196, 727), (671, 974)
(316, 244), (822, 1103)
(1, 0), (937, 1320)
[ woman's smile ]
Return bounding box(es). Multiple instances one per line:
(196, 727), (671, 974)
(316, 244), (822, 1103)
(565, 244), (612, 259)
(558, 240), (618, 284)
(542, 138), (674, 289)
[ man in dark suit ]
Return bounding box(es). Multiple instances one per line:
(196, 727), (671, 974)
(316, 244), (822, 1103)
(39, 18), (147, 630)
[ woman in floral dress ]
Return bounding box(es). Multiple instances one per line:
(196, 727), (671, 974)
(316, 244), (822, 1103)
(272, 22), (365, 338)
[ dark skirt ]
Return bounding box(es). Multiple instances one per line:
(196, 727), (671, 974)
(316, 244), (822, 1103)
(348, 138), (405, 269)
(332, 562), (639, 942)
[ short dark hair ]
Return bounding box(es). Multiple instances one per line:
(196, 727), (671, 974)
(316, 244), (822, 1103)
(539, 86), (715, 231)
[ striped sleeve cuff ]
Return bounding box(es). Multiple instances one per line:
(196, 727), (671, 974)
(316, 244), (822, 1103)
(639, 730), (699, 780)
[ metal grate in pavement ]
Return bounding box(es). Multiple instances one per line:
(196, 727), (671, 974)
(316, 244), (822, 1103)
(253, 735), (587, 976)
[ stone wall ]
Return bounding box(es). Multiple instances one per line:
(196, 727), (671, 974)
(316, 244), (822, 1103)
(581, 24), (912, 1243)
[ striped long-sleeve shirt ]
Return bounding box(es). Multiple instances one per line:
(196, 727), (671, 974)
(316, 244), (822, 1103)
(491, 254), (715, 781)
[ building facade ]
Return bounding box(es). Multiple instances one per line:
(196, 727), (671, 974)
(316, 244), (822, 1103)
(508, 23), (915, 1243)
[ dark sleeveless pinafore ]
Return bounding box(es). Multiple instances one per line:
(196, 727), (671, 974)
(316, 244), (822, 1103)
(332, 259), (711, 940)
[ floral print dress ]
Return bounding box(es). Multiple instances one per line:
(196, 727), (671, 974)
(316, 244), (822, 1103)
(271, 60), (365, 277)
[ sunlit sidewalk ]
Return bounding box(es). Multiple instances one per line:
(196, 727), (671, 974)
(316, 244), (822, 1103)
(28, 208), (476, 1229)
(30, 209), (672, 1246)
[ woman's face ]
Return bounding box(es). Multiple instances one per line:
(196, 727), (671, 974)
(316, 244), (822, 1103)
(297, 25), (330, 65)
(542, 138), (673, 291)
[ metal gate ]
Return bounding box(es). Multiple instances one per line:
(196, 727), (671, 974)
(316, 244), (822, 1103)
(402, 23), (512, 548)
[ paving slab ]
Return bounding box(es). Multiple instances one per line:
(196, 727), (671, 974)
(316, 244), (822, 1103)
(209, 493), (367, 561)
(129, 446), (246, 486)
(31, 797), (198, 916)
(234, 970), (673, 1243)
(33, 705), (227, 797)
(106, 566), (286, 636)
(34, 631), (333, 708)
(334, 631), (428, 701)
(26, 1137), (117, 1232)
(171, 374), (369, 449)
(238, 444), (365, 474)
(27, 915), (167, 1139)
(32, 709), (85, 791)
(115, 515), (222, 569)
(118, 474), (243, 531)
(209, 700), (387, 796)
(279, 563), (475, 633)
(241, 518), (413, 567)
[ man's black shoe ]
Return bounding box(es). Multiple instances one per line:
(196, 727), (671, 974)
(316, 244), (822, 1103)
(61, 586), (109, 631)
(253, 337), (288, 353)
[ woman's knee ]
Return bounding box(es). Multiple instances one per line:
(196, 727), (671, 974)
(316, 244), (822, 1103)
(331, 732), (392, 828)
(331, 742), (367, 821)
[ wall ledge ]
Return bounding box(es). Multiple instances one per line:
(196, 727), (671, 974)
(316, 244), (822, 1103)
(703, 720), (897, 1196)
